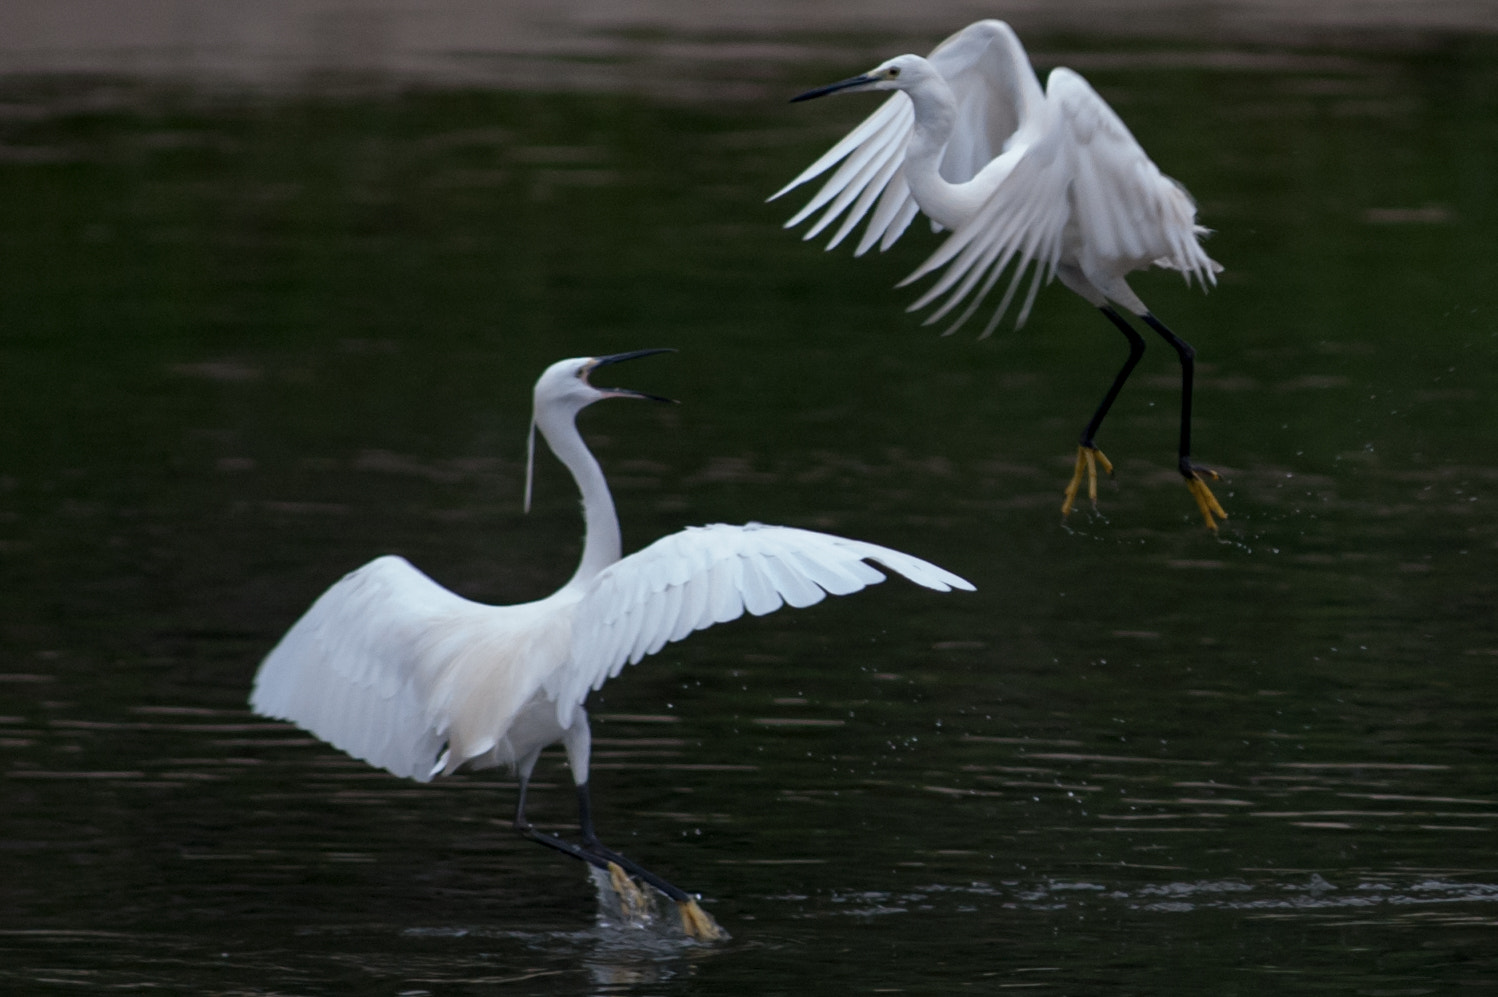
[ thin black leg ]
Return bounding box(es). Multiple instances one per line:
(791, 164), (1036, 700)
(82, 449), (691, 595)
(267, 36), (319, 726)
(513, 773), (595, 864)
(1081, 306), (1148, 448)
(513, 779), (692, 904)
(1139, 311), (1226, 530)
(573, 782), (694, 903)
(1139, 311), (1202, 476)
(1061, 306), (1148, 518)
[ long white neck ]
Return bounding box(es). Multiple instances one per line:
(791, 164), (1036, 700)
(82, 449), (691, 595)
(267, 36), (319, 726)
(901, 75), (976, 231)
(536, 407), (620, 590)
(900, 48), (1047, 231)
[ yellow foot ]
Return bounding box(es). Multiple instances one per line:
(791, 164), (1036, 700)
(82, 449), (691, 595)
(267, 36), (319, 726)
(677, 898), (728, 942)
(1061, 446), (1114, 518)
(1185, 469), (1227, 532)
(607, 861), (649, 922)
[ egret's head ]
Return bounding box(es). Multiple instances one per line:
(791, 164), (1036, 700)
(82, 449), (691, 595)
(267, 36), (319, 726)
(791, 55), (927, 102)
(533, 349), (676, 416)
(527, 349), (675, 510)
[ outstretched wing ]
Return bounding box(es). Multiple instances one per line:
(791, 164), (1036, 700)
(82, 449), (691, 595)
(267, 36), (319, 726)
(1047, 68), (1220, 289)
(547, 523), (974, 728)
(773, 88), (922, 254)
(250, 556), (533, 782)
(772, 20), (1040, 256)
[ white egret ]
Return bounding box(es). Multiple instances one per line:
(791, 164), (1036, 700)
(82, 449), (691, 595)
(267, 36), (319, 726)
(774, 20), (1227, 529)
(250, 349), (974, 941)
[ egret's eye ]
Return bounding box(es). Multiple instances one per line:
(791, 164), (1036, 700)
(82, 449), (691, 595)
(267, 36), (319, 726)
(888, 66), (901, 78)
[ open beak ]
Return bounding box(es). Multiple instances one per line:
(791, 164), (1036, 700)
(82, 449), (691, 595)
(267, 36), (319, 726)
(790, 74), (876, 103)
(585, 348), (677, 403)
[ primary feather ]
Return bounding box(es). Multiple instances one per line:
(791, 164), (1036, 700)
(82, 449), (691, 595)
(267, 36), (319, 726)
(553, 523), (971, 728)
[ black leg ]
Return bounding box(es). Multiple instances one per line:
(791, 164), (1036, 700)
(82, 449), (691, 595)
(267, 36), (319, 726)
(509, 749), (726, 940)
(1139, 311), (1226, 529)
(1082, 305), (1148, 449)
(514, 773), (597, 864)
(1062, 306), (1147, 518)
(572, 782), (694, 904)
(513, 778), (692, 904)
(1139, 312), (1203, 476)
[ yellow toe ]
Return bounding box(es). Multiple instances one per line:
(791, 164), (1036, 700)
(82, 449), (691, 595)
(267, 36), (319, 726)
(1185, 475), (1227, 531)
(677, 898), (728, 942)
(607, 861), (648, 920)
(1061, 446), (1112, 518)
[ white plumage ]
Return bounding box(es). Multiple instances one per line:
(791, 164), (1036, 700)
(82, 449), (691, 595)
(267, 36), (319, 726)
(775, 21), (1228, 529)
(775, 19), (1218, 332)
(249, 350), (972, 937)
(252, 524), (968, 783)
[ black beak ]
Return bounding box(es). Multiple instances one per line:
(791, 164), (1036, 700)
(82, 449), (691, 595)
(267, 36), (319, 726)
(790, 74), (876, 103)
(589, 348), (678, 403)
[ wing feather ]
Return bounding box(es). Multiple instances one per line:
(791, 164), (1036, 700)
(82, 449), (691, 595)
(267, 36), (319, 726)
(899, 126), (1070, 333)
(1048, 68), (1219, 287)
(552, 524), (973, 726)
(875, 193), (924, 253)
(774, 92), (915, 242)
(250, 556), (573, 780)
(757, 541), (831, 609)
(933, 21), (1035, 179)
(825, 150), (908, 251)
(739, 549), (786, 617)
(250, 558), (444, 780)
(899, 64), (1222, 332)
(777, 20), (1036, 257)
(672, 557), (713, 641)
(797, 123), (908, 243)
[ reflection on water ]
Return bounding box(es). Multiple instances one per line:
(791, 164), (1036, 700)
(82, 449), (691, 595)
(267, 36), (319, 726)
(2, 13), (1498, 997)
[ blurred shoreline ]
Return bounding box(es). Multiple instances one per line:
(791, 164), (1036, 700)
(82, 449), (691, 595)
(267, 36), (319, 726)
(1, 1), (1494, 98)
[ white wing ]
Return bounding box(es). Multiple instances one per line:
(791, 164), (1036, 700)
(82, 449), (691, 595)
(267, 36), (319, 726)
(898, 108), (1072, 336)
(547, 523), (974, 728)
(772, 20), (1041, 256)
(773, 90), (922, 254)
(250, 556), (560, 782)
(901, 67), (1219, 335)
(254, 535), (972, 777)
(1048, 68), (1220, 289)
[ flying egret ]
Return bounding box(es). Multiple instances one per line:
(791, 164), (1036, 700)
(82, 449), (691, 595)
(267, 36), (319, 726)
(773, 20), (1227, 530)
(250, 349), (974, 941)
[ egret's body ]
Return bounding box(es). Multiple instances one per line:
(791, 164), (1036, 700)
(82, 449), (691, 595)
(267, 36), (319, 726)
(775, 20), (1227, 529)
(250, 350), (973, 939)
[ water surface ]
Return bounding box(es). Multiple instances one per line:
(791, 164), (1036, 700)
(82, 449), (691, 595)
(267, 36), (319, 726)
(2, 20), (1497, 997)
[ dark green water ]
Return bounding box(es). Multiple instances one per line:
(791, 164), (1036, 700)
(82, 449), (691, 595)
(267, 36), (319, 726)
(2, 31), (1497, 996)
